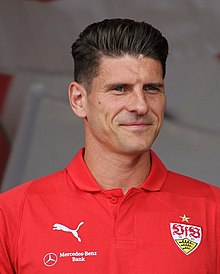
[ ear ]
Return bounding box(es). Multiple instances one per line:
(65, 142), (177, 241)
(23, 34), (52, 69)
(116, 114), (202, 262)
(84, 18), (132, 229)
(68, 81), (87, 118)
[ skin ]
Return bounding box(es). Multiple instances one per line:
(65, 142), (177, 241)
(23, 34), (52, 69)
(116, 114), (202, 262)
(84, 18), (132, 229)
(69, 54), (166, 193)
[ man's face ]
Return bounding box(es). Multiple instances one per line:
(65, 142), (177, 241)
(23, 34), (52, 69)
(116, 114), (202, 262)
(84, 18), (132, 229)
(83, 55), (166, 155)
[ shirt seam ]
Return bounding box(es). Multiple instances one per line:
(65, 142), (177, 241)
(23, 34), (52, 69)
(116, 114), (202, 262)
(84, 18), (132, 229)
(208, 184), (219, 272)
(13, 182), (33, 271)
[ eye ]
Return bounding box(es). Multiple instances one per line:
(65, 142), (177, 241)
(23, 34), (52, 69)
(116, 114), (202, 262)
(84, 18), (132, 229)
(144, 84), (162, 94)
(113, 85), (124, 92)
(112, 84), (126, 93)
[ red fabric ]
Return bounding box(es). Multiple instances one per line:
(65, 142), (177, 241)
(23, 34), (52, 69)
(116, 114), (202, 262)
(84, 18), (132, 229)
(0, 126), (10, 182)
(0, 74), (12, 114)
(0, 149), (219, 273)
(0, 74), (11, 183)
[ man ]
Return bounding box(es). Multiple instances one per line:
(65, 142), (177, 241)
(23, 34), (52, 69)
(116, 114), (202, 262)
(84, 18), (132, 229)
(0, 19), (219, 273)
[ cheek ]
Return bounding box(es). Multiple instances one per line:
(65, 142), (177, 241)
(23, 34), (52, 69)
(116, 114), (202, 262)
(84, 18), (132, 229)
(89, 96), (126, 128)
(88, 102), (109, 128)
(153, 98), (166, 119)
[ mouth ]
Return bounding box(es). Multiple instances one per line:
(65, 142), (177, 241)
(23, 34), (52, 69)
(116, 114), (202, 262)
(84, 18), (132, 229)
(119, 123), (153, 131)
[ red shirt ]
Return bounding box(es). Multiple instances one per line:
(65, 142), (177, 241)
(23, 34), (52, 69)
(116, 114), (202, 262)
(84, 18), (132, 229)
(0, 149), (219, 273)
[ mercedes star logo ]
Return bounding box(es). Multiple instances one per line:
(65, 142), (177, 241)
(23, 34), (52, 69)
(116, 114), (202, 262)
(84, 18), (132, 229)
(43, 252), (58, 267)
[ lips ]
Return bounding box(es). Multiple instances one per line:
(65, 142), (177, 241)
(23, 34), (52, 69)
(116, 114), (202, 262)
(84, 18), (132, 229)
(119, 122), (153, 131)
(117, 115), (155, 130)
(120, 122), (151, 126)
(119, 119), (154, 126)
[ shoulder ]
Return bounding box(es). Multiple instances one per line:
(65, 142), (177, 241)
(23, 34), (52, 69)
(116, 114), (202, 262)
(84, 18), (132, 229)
(0, 169), (66, 208)
(0, 169), (67, 244)
(0, 169), (67, 269)
(164, 170), (220, 203)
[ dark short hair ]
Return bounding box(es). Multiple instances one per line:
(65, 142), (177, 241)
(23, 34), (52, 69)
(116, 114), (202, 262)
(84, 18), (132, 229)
(71, 18), (169, 89)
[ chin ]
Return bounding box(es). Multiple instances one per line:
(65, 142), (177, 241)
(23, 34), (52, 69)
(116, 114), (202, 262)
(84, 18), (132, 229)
(119, 143), (151, 155)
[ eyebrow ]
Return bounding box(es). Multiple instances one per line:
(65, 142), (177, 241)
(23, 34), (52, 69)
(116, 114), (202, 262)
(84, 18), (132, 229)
(104, 82), (164, 89)
(104, 82), (126, 88)
(145, 83), (165, 88)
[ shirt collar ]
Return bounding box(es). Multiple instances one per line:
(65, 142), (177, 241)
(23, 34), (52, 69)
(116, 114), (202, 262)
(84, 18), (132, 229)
(139, 150), (168, 191)
(66, 148), (102, 192)
(66, 148), (168, 192)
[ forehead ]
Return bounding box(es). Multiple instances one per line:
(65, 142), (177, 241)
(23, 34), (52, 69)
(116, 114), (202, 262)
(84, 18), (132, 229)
(94, 55), (163, 83)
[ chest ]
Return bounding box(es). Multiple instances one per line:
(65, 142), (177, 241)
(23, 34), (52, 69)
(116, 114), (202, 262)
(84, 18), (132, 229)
(16, 192), (217, 273)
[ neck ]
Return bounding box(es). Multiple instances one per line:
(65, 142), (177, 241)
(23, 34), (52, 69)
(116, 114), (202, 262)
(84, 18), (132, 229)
(84, 145), (151, 194)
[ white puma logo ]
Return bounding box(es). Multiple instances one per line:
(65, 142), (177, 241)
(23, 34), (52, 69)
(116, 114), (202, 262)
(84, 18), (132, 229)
(53, 222), (84, 242)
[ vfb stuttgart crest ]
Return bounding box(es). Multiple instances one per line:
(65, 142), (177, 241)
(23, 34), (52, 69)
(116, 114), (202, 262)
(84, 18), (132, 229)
(170, 222), (202, 255)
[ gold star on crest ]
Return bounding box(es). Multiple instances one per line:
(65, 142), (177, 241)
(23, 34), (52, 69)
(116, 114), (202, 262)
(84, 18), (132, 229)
(180, 214), (190, 223)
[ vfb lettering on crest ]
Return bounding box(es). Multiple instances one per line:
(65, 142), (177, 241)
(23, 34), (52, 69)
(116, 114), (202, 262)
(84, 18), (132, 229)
(170, 222), (202, 255)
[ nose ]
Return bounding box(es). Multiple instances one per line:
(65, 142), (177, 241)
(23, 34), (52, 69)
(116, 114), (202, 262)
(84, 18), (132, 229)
(126, 90), (149, 115)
